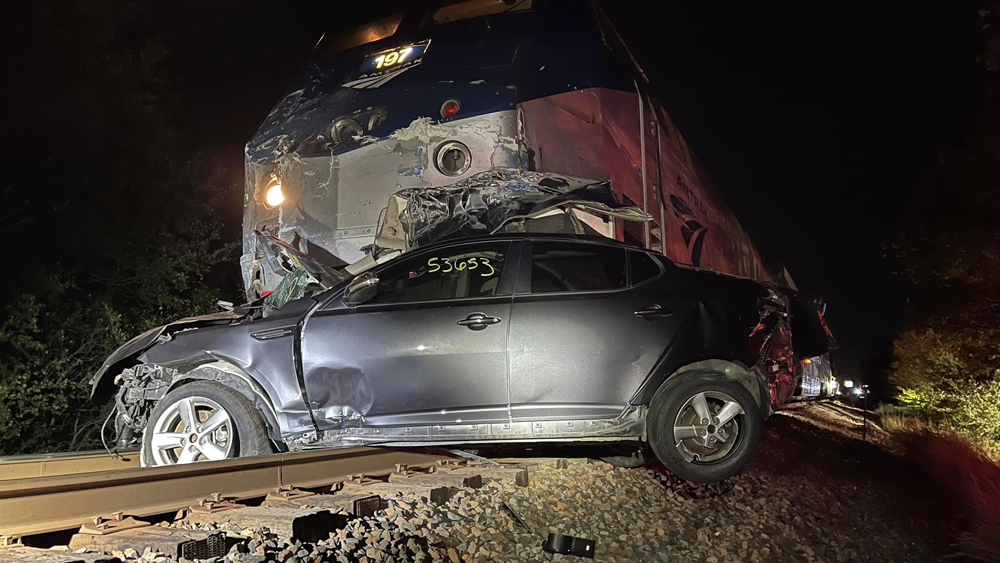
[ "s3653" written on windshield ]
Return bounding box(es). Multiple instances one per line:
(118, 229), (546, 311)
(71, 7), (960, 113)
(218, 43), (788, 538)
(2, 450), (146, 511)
(427, 256), (497, 277)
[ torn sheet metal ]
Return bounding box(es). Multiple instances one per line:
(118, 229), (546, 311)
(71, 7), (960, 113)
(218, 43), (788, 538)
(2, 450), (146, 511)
(375, 168), (651, 252)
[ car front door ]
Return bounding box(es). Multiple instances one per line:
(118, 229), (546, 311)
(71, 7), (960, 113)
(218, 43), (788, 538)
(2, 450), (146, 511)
(508, 240), (693, 421)
(300, 240), (518, 430)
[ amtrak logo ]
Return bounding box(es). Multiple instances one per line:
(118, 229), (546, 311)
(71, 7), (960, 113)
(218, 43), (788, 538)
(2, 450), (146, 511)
(342, 59), (423, 90)
(670, 194), (709, 267)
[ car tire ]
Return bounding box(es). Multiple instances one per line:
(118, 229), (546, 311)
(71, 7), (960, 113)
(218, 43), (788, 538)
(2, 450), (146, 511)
(141, 381), (272, 467)
(646, 370), (761, 483)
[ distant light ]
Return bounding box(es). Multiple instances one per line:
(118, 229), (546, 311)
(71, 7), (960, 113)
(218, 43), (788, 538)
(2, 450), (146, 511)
(852, 387), (862, 395)
(416, 344), (426, 351)
(803, 358), (812, 364)
(440, 99), (461, 119)
(843, 380), (854, 388)
(264, 183), (284, 208)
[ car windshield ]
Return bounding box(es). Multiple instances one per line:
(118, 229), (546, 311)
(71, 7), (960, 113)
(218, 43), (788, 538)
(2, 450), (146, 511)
(263, 267), (324, 313)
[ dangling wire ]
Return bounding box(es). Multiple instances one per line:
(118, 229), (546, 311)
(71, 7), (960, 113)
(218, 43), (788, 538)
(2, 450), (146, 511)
(100, 407), (118, 458)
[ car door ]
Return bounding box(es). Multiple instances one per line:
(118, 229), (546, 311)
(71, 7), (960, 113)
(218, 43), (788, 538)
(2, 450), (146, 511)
(300, 239), (518, 430)
(508, 240), (693, 421)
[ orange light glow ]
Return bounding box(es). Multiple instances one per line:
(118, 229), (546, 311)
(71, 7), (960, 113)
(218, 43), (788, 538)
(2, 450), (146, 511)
(440, 99), (461, 119)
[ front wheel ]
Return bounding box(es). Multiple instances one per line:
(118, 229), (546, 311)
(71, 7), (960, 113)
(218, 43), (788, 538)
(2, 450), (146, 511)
(141, 381), (272, 467)
(646, 370), (761, 483)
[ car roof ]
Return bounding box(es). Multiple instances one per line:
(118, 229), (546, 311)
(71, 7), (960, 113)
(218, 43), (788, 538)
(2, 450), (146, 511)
(430, 231), (644, 249)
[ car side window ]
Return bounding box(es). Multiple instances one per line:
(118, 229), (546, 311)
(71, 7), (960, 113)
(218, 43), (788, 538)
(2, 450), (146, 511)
(630, 250), (663, 285)
(530, 241), (627, 293)
(369, 242), (509, 304)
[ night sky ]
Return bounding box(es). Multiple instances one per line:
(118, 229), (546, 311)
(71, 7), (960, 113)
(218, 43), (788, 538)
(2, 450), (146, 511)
(47, 1), (990, 382)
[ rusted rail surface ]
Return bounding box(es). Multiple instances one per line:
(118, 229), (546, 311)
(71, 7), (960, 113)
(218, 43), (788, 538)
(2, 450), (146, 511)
(0, 447), (444, 538)
(0, 450), (139, 481)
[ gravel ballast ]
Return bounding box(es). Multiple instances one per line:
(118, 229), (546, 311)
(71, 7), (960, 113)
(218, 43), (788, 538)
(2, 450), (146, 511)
(58, 403), (942, 563)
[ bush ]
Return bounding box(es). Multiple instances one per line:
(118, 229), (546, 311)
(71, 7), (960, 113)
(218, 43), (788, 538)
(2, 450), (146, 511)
(0, 1), (242, 455)
(873, 404), (925, 434)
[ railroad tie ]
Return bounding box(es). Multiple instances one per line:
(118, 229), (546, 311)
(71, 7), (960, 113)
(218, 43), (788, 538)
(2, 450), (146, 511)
(435, 460), (530, 486)
(0, 546), (121, 562)
(67, 527), (225, 561)
(338, 478), (452, 505)
(180, 506), (348, 543)
(387, 464), (483, 489)
(262, 489), (382, 518)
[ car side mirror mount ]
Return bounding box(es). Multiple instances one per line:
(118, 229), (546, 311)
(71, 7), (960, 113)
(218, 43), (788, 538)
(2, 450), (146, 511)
(343, 272), (379, 306)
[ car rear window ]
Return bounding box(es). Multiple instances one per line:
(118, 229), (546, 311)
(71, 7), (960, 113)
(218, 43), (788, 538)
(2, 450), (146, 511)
(630, 250), (662, 285)
(530, 241), (627, 293)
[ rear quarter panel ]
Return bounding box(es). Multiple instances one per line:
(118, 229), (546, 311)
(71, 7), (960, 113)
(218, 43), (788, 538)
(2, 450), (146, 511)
(631, 265), (768, 405)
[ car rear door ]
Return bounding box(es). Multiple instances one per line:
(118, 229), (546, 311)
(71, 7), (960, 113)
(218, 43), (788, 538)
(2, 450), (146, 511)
(508, 240), (693, 421)
(300, 240), (518, 430)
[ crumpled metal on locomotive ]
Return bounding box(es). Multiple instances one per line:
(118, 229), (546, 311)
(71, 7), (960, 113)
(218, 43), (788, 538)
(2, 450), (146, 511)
(378, 168), (652, 251)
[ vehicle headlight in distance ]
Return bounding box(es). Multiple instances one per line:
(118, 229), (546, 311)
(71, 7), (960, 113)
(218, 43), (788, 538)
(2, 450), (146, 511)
(264, 178), (284, 209)
(435, 140), (471, 176)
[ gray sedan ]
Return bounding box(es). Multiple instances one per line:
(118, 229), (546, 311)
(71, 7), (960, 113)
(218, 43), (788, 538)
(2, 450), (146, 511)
(93, 233), (823, 482)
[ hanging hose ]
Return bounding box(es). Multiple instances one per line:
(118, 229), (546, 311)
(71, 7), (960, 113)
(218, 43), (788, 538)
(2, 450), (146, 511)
(100, 407), (118, 458)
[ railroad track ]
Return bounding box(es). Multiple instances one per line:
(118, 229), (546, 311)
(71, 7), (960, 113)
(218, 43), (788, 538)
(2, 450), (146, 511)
(0, 447), (543, 562)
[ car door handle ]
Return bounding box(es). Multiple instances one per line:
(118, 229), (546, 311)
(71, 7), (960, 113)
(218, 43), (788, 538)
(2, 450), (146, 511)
(457, 312), (502, 330)
(635, 304), (673, 318)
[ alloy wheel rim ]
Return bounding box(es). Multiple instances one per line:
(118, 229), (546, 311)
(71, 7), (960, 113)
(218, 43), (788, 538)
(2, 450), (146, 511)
(148, 396), (234, 466)
(672, 391), (744, 463)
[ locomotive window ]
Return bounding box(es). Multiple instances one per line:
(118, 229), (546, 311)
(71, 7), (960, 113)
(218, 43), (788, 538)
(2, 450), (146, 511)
(431, 0), (532, 25)
(314, 12), (403, 60)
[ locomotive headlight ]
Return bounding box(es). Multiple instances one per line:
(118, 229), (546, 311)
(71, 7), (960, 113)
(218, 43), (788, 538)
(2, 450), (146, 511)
(435, 141), (472, 176)
(264, 180), (284, 209)
(332, 118), (363, 143)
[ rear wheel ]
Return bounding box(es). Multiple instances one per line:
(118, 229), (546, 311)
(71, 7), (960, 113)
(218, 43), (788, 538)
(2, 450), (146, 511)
(646, 370), (761, 483)
(141, 381), (271, 467)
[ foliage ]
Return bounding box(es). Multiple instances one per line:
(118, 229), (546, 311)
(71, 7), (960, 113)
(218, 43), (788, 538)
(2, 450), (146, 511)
(0, 1), (241, 454)
(887, 5), (1000, 448)
(873, 403), (925, 434)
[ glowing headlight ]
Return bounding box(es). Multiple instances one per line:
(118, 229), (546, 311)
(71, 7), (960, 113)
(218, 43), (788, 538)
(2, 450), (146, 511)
(264, 182), (284, 208)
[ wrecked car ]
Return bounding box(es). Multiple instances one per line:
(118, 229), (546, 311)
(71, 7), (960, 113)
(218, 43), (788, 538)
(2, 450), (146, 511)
(92, 227), (829, 483)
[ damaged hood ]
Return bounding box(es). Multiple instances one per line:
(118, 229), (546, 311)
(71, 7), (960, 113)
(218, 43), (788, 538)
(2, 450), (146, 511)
(89, 309), (252, 401)
(374, 168), (651, 252)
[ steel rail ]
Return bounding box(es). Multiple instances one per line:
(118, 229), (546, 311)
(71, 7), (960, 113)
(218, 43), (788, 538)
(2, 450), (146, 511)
(0, 447), (444, 538)
(0, 450), (140, 481)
